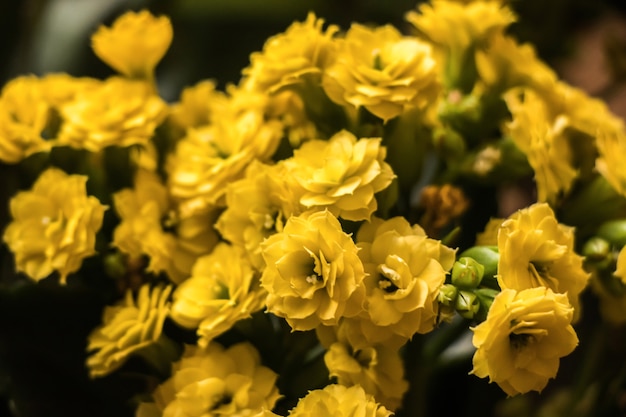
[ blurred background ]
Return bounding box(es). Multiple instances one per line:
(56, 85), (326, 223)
(2, 0), (626, 416)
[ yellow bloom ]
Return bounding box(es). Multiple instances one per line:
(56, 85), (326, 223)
(243, 12), (339, 93)
(503, 87), (578, 204)
(497, 203), (590, 319)
(91, 10), (173, 79)
(167, 90), (283, 214)
(324, 341), (408, 411)
(57, 77), (168, 152)
(168, 80), (224, 133)
(288, 384), (392, 417)
(38, 73), (101, 108)
(283, 130), (395, 222)
(0, 76), (52, 163)
(596, 124), (626, 198)
(3, 168), (106, 283)
(216, 161), (301, 270)
(87, 283), (172, 378)
(471, 287), (578, 396)
(342, 216), (455, 348)
(152, 342), (280, 417)
(112, 169), (218, 283)
(475, 217), (504, 246)
(170, 243), (266, 347)
(260, 210), (366, 331)
(322, 23), (439, 122)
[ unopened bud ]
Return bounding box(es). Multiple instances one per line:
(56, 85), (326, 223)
(438, 283), (458, 306)
(455, 290), (481, 319)
(459, 246), (500, 289)
(451, 257), (484, 289)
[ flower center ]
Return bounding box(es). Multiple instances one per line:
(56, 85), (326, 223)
(509, 332), (534, 350)
(378, 276), (399, 293)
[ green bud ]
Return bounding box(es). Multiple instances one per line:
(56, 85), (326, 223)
(451, 257), (484, 289)
(459, 245), (500, 289)
(432, 126), (466, 161)
(438, 283), (458, 306)
(582, 237), (612, 263)
(474, 288), (500, 322)
(103, 252), (127, 279)
(597, 220), (626, 248)
(455, 290), (481, 319)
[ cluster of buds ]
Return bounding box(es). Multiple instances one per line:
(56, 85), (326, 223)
(438, 246), (499, 322)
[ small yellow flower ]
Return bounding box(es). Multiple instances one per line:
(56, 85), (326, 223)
(87, 283), (172, 378)
(152, 342), (280, 417)
(343, 216), (455, 348)
(3, 168), (107, 283)
(260, 210), (366, 331)
(596, 124), (626, 198)
(168, 80), (224, 133)
(322, 23), (439, 122)
(283, 130), (395, 222)
(324, 341), (408, 411)
(57, 77), (168, 152)
(243, 12), (339, 93)
(287, 384), (392, 417)
(497, 203), (590, 320)
(471, 287), (578, 396)
(169, 243), (266, 347)
(91, 10), (173, 79)
(0, 76), (52, 163)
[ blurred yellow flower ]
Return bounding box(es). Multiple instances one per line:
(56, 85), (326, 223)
(167, 91), (283, 214)
(497, 203), (589, 319)
(243, 12), (339, 93)
(324, 341), (408, 411)
(471, 287), (578, 396)
(288, 384), (392, 417)
(343, 216), (455, 348)
(216, 161), (301, 270)
(170, 243), (266, 347)
(152, 342), (280, 417)
(596, 124), (626, 198)
(322, 23), (439, 122)
(3, 168), (106, 283)
(283, 130), (395, 222)
(57, 77), (168, 152)
(87, 283), (172, 378)
(168, 80), (224, 134)
(112, 169), (218, 283)
(260, 210), (366, 331)
(0, 76), (52, 163)
(475, 217), (504, 246)
(91, 10), (173, 79)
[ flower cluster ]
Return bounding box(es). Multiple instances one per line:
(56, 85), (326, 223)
(3, 1), (626, 416)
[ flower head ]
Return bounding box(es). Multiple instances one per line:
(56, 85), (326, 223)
(497, 203), (590, 319)
(152, 342), (280, 417)
(87, 283), (172, 378)
(287, 384), (392, 417)
(283, 130), (395, 222)
(471, 287), (578, 396)
(260, 210), (366, 331)
(91, 10), (173, 79)
(170, 243), (266, 347)
(322, 24), (440, 122)
(57, 77), (168, 152)
(3, 168), (107, 283)
(596, 124), (626, 198)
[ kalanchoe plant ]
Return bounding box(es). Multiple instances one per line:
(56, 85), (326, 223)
(3, 2), (626, 417)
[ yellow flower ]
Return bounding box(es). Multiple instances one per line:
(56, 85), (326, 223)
(0, 76), (52, 163)
(324, 341), (408, 411)
(503, 87), (578, 204)
(475, 217), (504, 246)
(596, 124), (626, 198)
(417, 184), (469, 236)
(471, 287), (578, 396)
(57, 77), (168, 152)
(91, 10), (173, 79)
(38, 73), (101, 108)
(152, 342), (280, 417)
(112, 169), (218, 283)
(170, 243), (266, 347)
(322, 23), (439, 122)
(168, 80), (224, 134)
(497, 203), (590, 320)
(342, 216), (455, 349)
(3, 168), (107, 283)
(167, 90), (283, 214)
(287, 384), (392, 417)
(260, 210), (366, 331)
(243, 12), (339, 93)
(216, 160), (301, 270)
(87, 283), (172, 378)
(283, 130), (395, 222)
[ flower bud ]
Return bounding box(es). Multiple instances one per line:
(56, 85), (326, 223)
(451, 257), (484, 289)
(455, 290), (481, 319)
(582, 237), (612, 264)
(473, 287), (499, 322)
(459, 245), (499, 289)
(438, 283), (458, 306)
(597, 220), (626, 248)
